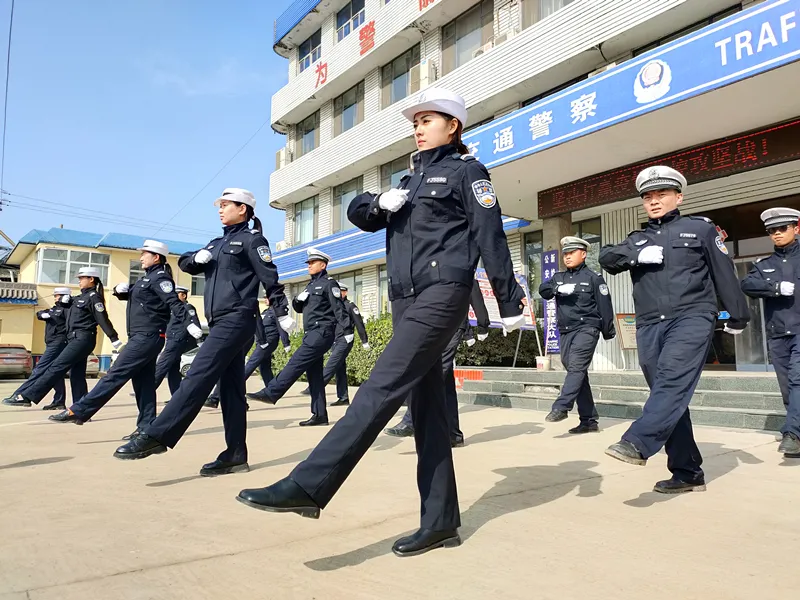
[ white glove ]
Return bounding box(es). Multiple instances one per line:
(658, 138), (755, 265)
(187, 323), (203, 340)
(638, 245), (664, 264)
(296, 291), (310, 302)
(723, 324), (745, 335)
(60, 294), (71, 304)
(260, 343), (269, 349)
(466, 337), (476, 347)
(114, 283), (130, 294)
(279, 315), (297, 333)
(111, 339), (123, 350)
(780, 281), (795, 296)
(40, 312), (51, 320)
(557, 283), (576, 295)
(501, 313), (526, 334)
(344, 334), (355, 343)
(284, 345), (292, 354)
(362, 343), (370, 350)
(477, 332), (489, 341)
(194, 249), (212, 264)
(378, 188), (409, 213)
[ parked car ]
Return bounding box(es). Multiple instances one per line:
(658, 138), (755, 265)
(66, 354), (100, 379)
(0, 344), (33, 378)
(179, 346), (199, 377)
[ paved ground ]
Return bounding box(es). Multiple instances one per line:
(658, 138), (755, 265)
(1, 377), (798, 600)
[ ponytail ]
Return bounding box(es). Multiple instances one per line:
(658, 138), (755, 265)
(155, 254), (173, 279)
(95, 279), (106, 304)
(437, 112), (470, 155)
(244, 204), (263, 234)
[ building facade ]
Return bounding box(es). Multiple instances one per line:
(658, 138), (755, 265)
(269, 0), (799, 372)
(3, 228), (206, 369)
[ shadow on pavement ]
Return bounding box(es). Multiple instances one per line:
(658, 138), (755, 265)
(185, 418), (298, 437)
(0, 456), (73, 470)
(623, 442), (763, 508)
(397, 422), (545, 455)
(370, 435), (405, 453)
(304, 460), (602, 571)
(146, 448), (314, 487)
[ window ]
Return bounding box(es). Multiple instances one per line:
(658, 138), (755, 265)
(378, 265), (391, 314)
(332, 176), (363, 233)
(381, 45), (421, 108)
(574, 218), (602, 274)
(522, 0), (576, 29)
(129, 260), (145, 286)
(38, 248), (109, 285)
(294, 196), (320, 245)
(632, 6), (741, 57)
(333, 270), (364, 309)
(334, 81), (365, 136)
(298, 29), (322, 73)
(524, 232), (544, 324)
(336, 0), (365, 42)
(191, 275), (205, 296)
(380, 154), (412, 191)
(441, 0), (494, 75)
(295, 111), (320, 159)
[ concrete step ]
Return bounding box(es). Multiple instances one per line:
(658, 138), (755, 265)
(475, 368), (782, 394)
(458, 390), (786, 432)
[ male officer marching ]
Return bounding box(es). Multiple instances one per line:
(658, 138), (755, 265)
(539, 236), (616, 433)
(247, 248), (351, 426)
(599, 166), (750, 493)
(741, 208), (800, 457)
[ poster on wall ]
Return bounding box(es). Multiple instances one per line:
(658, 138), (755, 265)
(542, 250), (560, 354)
(615, 314), (637, 350)
(468, 269), (536, 330)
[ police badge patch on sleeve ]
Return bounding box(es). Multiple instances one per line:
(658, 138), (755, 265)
(471, 180), (496, 209)
(94, 303), (105, 313)
(332, 287), (341, 298)
(189, 310), (196, 316)
(599, 284), (609, 296)
(257, 246), (272, 262)
(353, 307), (360, 315)
(160, 281), (174, 293)
(715, 236), (729, 255)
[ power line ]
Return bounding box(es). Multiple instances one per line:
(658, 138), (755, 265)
(154, 116), (272, 235)
(5, 191), (218, 237)
(0, 0), (15, 209)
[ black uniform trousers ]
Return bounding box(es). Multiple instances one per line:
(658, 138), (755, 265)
(265, 326), (335, 419)
(290, 282), (471, 531)
(321, 336), (354, 401)
(15, 340), (68, 405)
(622, 313), (714, 483)
(398, 322), (466, 438)
(551, 328), (600, 425)
(145, 311), (256, 463)
(209, 332), (280, 400)
(71, 333), (165, 429)
(154, 337), (196, 395)
(22, 333), (96, 405)
(768, 334), (800, 438)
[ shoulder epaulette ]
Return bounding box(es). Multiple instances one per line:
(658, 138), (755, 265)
(89, 292), (96, 297)
(249, 229), (260, 234)
(755, 257), (766, 263)
(460, 154), (477, 161)
(688, 215), (713, 224)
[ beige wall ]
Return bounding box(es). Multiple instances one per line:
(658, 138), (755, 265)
(0, 305), (36, 350)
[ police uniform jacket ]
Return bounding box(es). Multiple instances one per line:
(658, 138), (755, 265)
(65, 286), (119, 342)
(259, 307), (280, 343)
(179, 221), (288, 331)
(113, 265), (190, 336)
(470, 278), (491, 332)
(741, 239), (799, 338)
(599, 210), (750, 328)
(539, 262), (616, 339)
(166, 302), (201, 341)
(342, 300), (368, 343)
(37, 304), (68, 345)
(348, 144), (525, 316)
(293, 270), (351, 332)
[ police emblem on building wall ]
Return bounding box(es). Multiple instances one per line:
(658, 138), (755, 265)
(633, 59), (672, 104)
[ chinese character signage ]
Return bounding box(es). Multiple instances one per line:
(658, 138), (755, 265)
(468, 269), (536, 330)
(315, 62), (328, 88)
(360, 21), (376, 55)
(542, 250), (560, 354)
(459, 0), (800, 215)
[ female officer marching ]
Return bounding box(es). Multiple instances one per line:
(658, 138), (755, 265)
(114, 188), (295, 477)
(49, 240), (201, 439)
(3, 268), (120, 407)
(237, 89), (526, 557)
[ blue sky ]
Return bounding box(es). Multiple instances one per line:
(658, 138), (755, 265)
(0, 0), (295, 248)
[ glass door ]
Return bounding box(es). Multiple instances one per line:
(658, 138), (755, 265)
(734, 259), (771, 372)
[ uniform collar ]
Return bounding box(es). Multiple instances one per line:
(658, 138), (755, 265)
(311, 269), (328, 282)
(413, 144), (458, 171)
(567, 262), (587, 274)
(145, 264), (161, 275)
(775, 239), (800, 256)
(648, 209), (681, 227)
(223, 221), (250, 236)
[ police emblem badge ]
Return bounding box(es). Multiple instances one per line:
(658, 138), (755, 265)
(257, 246), (272, 262)
(634, 59), (673, 104)
(471, 180), (497, 209)
(160, 281), (174, 293)
(94, 303), (105, 313)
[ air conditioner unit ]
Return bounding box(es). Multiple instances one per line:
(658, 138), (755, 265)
(495, 27), (520, 46)
(276, 147), (289, 170)
(419, 58), (436, 89)
(275, 240), (290, 252)
(588, 62), (617, 78)
(472, 40), (494, 59)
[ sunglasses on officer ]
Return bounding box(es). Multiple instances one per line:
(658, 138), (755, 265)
(766, 224), (794, 236)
